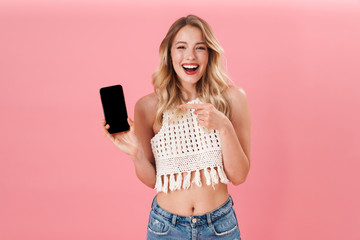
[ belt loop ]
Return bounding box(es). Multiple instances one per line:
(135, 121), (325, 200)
(206, 213), (212, 227)
(171, 214), (177, 227)
(151, 195), (157, 209)
(229, 194), (234, 206)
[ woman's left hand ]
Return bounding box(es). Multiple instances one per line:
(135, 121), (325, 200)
(179, 103), (229, 131)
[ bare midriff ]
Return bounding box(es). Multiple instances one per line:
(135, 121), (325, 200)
(155, 169), (230, 216)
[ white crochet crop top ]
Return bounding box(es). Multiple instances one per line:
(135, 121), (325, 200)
(150, 98), (229, 193)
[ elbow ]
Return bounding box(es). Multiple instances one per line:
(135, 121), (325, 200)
(225, 155), (250, 186)
(140, 175), (156, 189)
(229, 167), (250, 186)
(139, 178), (156, 189)
(231, 175), (247, 186)
(147, 182), (156, 189)
(135, 172), (156, 189)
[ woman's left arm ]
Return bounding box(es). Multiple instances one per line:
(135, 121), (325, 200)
(218, 86), (251, 185)
(179, 86), (251, 185)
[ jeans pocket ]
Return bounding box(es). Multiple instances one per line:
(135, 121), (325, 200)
(211, 208), (239, 236)
(147, 210), (172, 236)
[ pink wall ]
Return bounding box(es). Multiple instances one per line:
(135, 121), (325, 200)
(1, 1), (359, 239)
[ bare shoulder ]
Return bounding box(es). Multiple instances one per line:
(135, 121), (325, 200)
(135, 93), (158, 111)
(135, 92), (158, 124)
(225, 85), (250, 121)
(225, 85), (249, 107)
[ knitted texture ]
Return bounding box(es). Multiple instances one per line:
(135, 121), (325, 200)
(150, 98), (229, 193)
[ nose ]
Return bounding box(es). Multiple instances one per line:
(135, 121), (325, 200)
(185, 48), (196, 60)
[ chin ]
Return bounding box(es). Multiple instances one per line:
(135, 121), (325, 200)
(180, 78), (201, 86)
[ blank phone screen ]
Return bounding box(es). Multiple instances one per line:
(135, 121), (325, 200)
(100, 85), (130, 134)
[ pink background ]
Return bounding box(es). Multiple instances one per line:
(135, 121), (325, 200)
(1, 0), (360, 239)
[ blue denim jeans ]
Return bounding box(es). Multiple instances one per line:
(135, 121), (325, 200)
(146, 194), (241, 240)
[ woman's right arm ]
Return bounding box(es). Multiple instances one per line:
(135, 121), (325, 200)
(132, 95), (158, 188)
(102, 94), (157, 189)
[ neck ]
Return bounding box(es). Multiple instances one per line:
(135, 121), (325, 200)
(181, 83), (197, 101)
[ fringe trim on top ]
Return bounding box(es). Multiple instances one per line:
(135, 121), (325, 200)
(169, 174), (176, 191)
(175, 173), (182, 190)
(192, 169), (202, 187)
(210, 167), (219, 186)
(162, 174), (168, 193)
(155, 166), (229, 193)
(217, 165), (230, 184)
(204, 167), (211, 186)
(183, 171), (191, 190)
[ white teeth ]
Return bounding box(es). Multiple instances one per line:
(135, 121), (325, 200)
(182, 65), (198, 69)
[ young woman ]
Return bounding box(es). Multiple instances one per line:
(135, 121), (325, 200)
(103, 15), (251, 239)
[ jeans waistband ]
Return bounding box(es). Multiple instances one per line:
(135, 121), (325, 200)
(150, 194), (234, 226)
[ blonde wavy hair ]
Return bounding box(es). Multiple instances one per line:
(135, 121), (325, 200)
(152, 15), (231, 125)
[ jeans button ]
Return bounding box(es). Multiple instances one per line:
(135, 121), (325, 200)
(192, 218), (197, 223)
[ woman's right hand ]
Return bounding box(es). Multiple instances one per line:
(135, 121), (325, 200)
(102, 118), (142, 159)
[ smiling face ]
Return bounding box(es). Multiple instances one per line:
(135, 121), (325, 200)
(170, 25), (209, 91)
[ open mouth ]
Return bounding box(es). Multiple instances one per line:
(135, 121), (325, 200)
(182, 64), (199, 74)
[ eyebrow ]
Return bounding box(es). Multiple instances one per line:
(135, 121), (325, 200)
(175, 41), (207, 45)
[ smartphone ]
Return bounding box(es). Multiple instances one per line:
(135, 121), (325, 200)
(100, 85), (130, 134)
